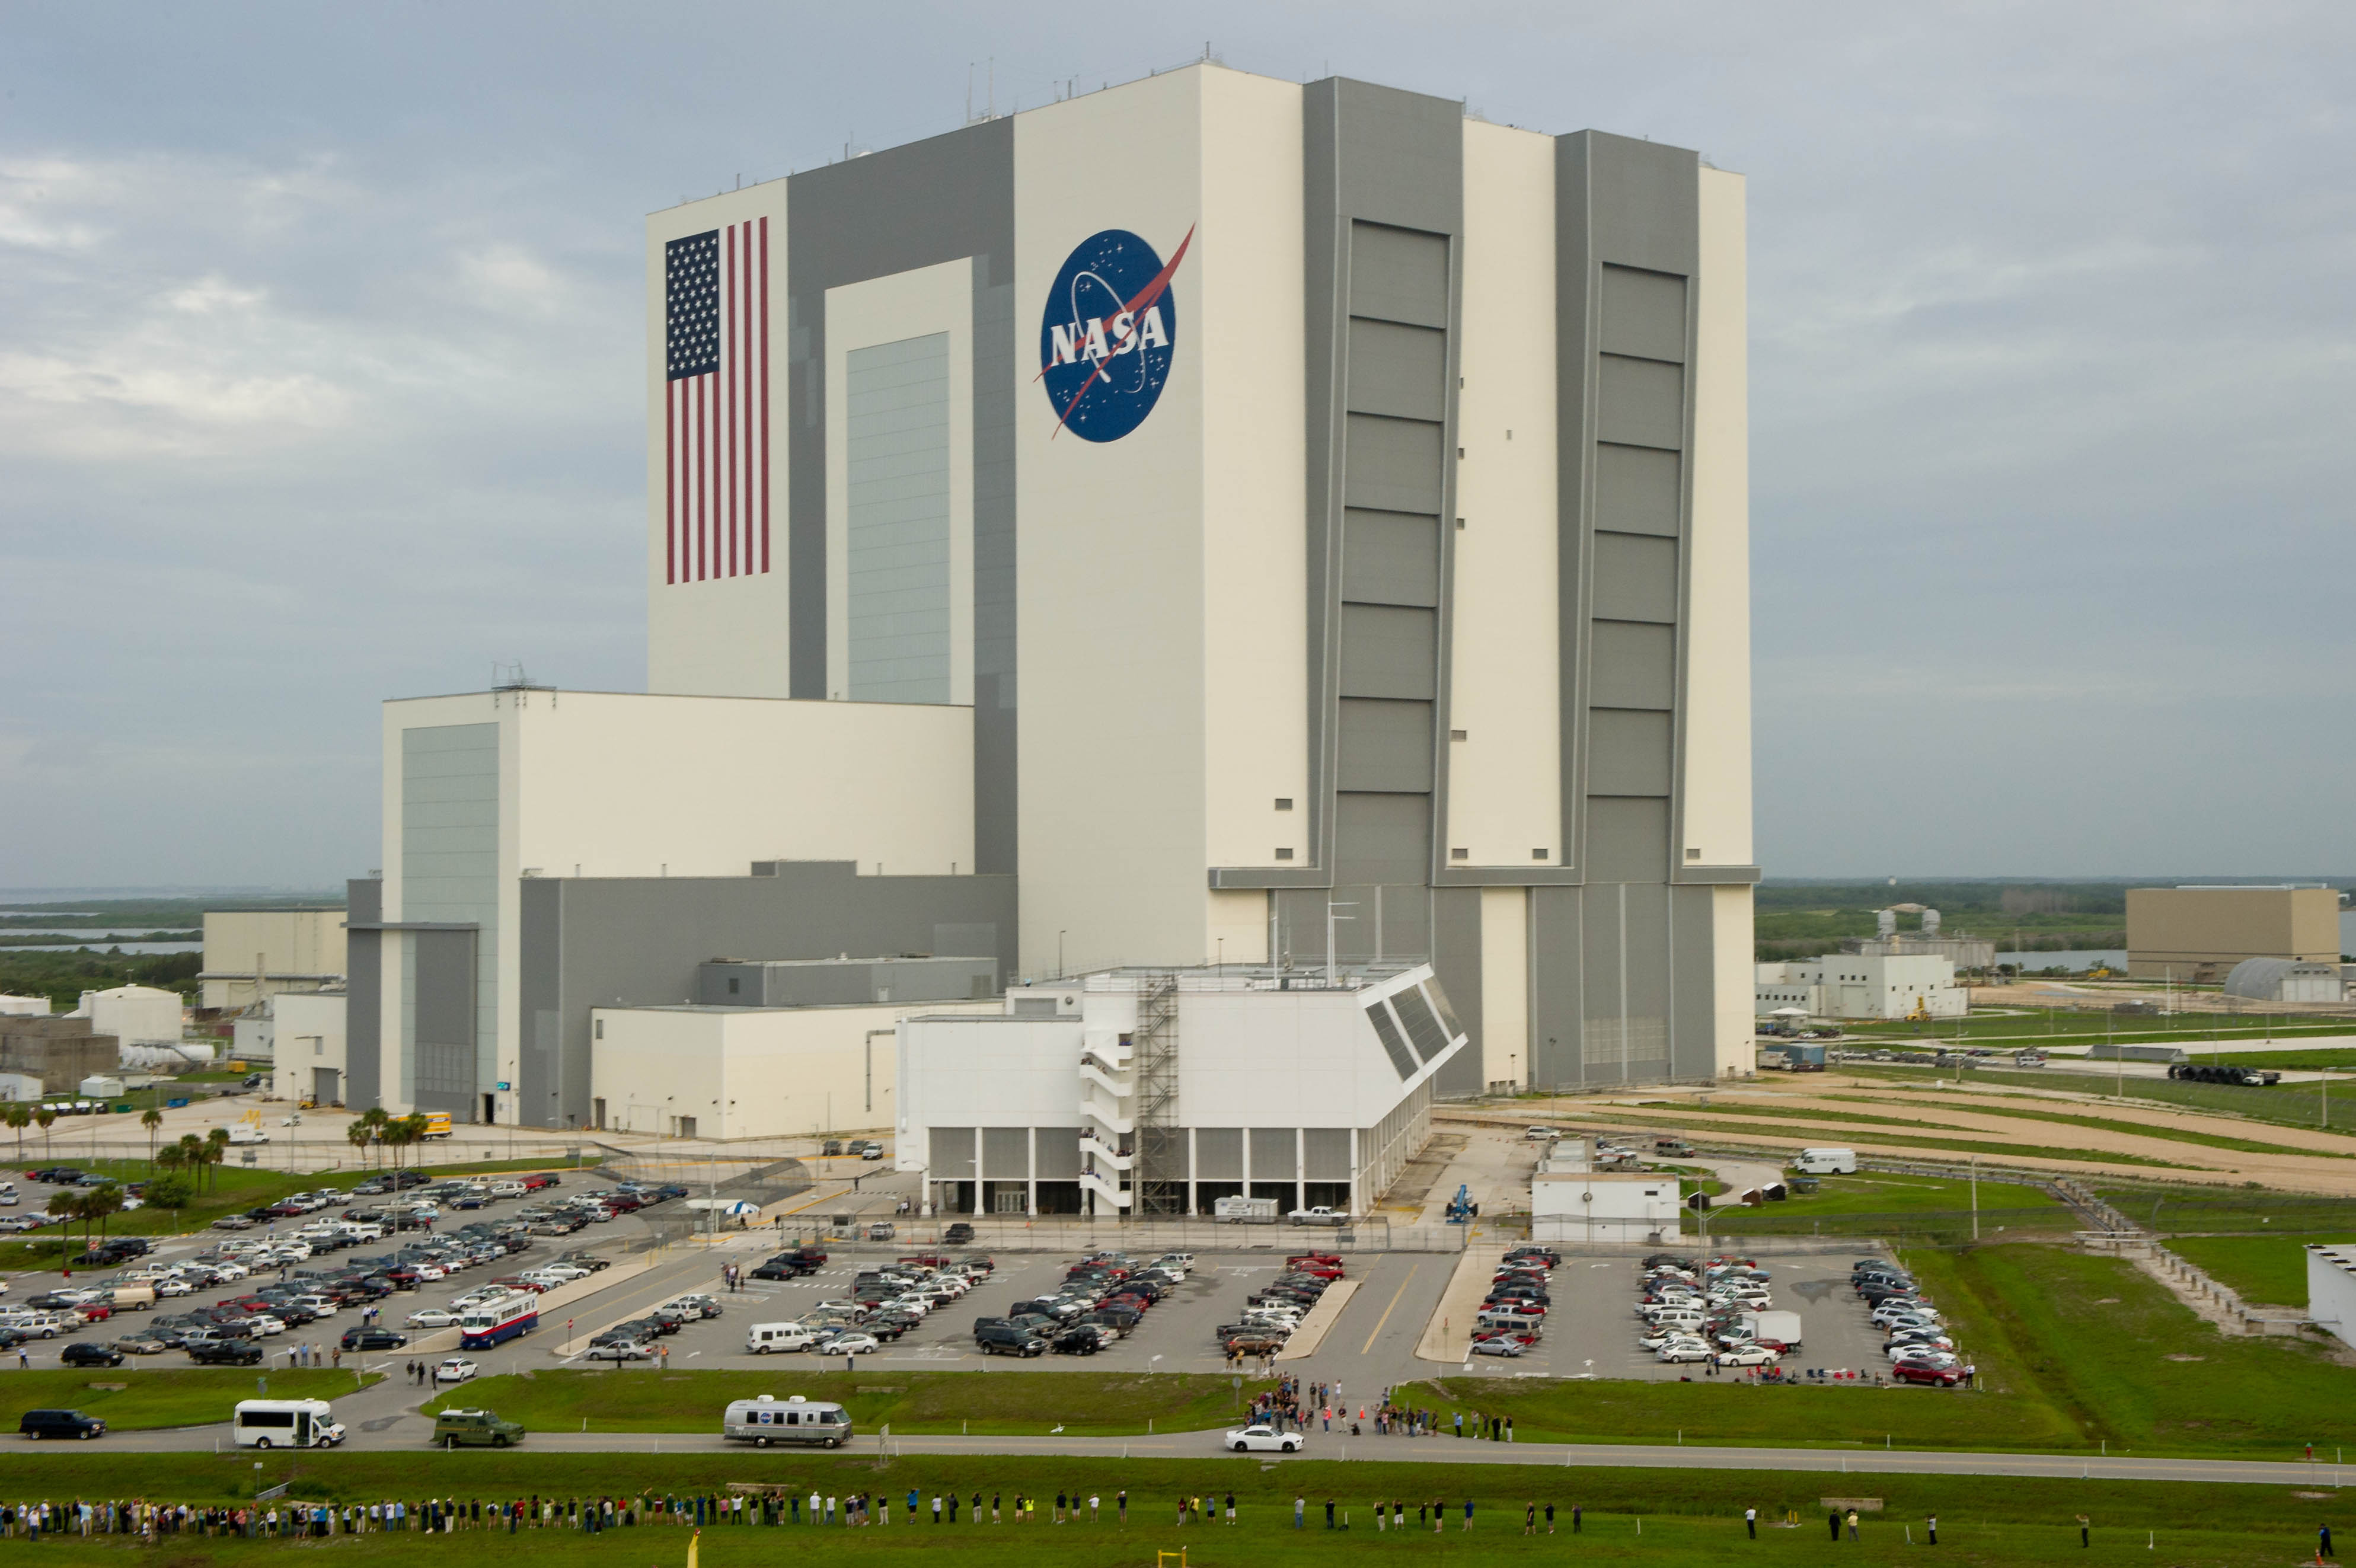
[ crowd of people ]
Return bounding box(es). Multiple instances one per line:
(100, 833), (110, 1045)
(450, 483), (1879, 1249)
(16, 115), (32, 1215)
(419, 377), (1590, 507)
(0, 1487), (1598, 1540)
(1241, 1375), (1519, 1443)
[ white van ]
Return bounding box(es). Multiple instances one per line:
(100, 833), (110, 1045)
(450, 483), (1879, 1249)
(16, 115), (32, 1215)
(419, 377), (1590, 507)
(723, 1393), (851, 1446)
(222, 1126), (269, 1147)
(1792, 1147), (1857, 1175)
(234, 1398), (344, 1449)
(746, 1323), (817, 1355)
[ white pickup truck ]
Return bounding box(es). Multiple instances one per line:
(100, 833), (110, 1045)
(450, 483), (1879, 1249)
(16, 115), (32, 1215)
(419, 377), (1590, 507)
(1288, 1205), (1349, 1227)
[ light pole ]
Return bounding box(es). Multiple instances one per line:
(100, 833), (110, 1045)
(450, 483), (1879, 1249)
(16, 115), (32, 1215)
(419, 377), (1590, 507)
(1058, 931), (1067, 979)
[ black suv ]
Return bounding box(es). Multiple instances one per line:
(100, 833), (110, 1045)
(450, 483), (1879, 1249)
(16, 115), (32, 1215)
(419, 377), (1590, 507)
(975, 1323), (1048, 1357)
(340, 1328), (407, 1352)
(189, 1340), (264, 1366)
(60, 1341), (124, 1368)
(18, 1409), (104, 1440)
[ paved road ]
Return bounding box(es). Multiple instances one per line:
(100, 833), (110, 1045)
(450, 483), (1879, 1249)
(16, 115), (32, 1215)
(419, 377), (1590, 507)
(96, 1420), (2350, 1486)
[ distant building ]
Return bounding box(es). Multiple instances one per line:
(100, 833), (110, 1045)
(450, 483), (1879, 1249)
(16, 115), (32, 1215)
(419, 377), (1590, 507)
(1531, 1136), (1684, 1243)
(200, 908), (347, 1010)
(2221, 958), (2344, 1004)
(0, 995), (50, 1018)
(250, 992), (349, 1105)
(0, 1017), (119, 1094)
(2127, 885), (2341, 983)
(75, 985), (184, 1048)
(1754, 953), (1968, 1020)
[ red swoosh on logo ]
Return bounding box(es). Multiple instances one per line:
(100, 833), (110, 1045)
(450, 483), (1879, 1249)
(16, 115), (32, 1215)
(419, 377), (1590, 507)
(1044, 223), (1195, 439)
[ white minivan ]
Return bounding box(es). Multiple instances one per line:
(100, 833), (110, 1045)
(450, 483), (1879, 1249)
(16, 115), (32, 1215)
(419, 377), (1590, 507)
(746, 1323), (817, 1355)
(1792, 1147), (1857, 1175)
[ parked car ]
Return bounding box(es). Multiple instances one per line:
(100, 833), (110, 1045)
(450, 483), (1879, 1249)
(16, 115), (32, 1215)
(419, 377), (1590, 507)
(339, 1329), (408, 1352)
(584, 1340), (655, 1362)
(975, 1323), (1048, 1358)
(189, 1340), (266, 1366)
(432, 1356), (480, 1384)
(59, 1341), (124, 1368)
(1894, 1361), (1964, 1387)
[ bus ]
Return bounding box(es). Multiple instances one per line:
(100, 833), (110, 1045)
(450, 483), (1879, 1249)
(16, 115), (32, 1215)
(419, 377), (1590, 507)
(458, 1291), (539, 1350)
(234, 1399), (346, 1449)
(723, 1394), (853, 1448)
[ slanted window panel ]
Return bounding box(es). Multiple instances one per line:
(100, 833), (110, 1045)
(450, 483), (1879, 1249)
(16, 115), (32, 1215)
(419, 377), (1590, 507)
(1367, 1002), (1417, 1080)
(1396, 986), (1452, 1065)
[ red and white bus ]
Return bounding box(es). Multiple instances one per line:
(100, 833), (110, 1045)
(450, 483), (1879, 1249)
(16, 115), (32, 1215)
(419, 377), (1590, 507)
(458, 1292), (539, 1350)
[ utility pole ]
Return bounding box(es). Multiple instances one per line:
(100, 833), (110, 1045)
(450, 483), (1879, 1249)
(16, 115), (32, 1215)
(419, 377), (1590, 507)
(1970, 1153), (1979, 1242)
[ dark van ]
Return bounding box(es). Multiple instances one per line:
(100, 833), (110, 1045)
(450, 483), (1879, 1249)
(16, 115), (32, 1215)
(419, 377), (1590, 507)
(20, 1409), (105, 1440)
(974, 1323), (1048, 1358)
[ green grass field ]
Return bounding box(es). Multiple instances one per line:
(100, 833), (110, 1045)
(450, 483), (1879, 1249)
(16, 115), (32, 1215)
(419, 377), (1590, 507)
(2092, 1181), (2356, 1235)
(0, 1368), (380, 1428)
(0, 1451), (2349, 1567)
(1843, 1062), (2356, 1135)
(422, 1371), (1263, 1437)
(1566, 1103), (2191, 1170)
(2163, 1234), (2356, 1305)
(1943, 1243), (2356, 1454)
(1707, 1172), (2073, 1243)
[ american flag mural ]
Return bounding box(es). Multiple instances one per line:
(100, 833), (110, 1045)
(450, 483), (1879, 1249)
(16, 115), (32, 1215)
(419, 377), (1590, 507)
(665, 220), (770, 583)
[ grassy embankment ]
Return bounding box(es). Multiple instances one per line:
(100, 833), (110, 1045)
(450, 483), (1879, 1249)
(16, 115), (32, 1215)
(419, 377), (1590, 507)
(1556, 1100), (2190, 1171)
(0, 1452), (2349, 1567)
(0, 1369), (381, 1428)
(1837, 1063), (2356, 1137)
(1706, 1171), (2074, 1243)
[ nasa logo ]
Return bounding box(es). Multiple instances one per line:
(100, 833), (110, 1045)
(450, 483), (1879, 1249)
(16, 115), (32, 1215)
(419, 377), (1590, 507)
(1037, 224), (1194, 442)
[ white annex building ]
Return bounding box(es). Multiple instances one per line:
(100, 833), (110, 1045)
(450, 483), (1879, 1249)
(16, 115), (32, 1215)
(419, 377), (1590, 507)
(1754, 954), (1968, 1021)
(344, 63), (1757, 1142)
(896, 965), (1463, 1217)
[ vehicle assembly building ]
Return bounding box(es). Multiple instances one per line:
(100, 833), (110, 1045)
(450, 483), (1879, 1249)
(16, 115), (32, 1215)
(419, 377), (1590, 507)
(343, 63), (1757, 1147)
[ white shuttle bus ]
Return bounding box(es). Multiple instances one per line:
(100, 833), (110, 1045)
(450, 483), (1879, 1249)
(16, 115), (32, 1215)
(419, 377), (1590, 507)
(233, 1398), (346, 1449)
(722, 1393), (852, 1448)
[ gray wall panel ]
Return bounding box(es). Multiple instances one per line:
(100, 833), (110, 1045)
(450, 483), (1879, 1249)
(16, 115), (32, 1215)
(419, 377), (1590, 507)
(346, 935), (380, 1110)
(1341, 510), (1439, 606)
(531, 862), (1017, 1128)
(1528, 886), (1583, 1088)
(981, 1126), (1029, 1179)
(1671, 885), (1717, 1078)
(1585, 132), (1702, 275)
(1586, 708), (1674, 796)
(1033, 1129), (1083, 1181)
(971, 258), (1019, 875)
(1595, 355), (1685, 450)
(1599, 265), (1688, 362)
(1588, 620), (1677, 710)
(1303, 1127), (1354, 1180)
(1348, 224), (1450, 326)
(1339, 603), (1438, 699)
(1586, 797), (1670, 883)
(1430, 887), (1485, 1094)
(518, 877), (564, 1126)
(1346, 319), (1447, 419)
(1342, 414), (1445, 513)
(1591, 532), (1680, 624)
(845, 332), (953, 703)
(1333, 794), (1432, 886)
(1194, 1128), (1243, 1180)
(1594, 444), (1682, 537)
(930, 1129), (975, 1180)
(1336, 697), (1435, 792)
(1249, 1128), (1298, 1181)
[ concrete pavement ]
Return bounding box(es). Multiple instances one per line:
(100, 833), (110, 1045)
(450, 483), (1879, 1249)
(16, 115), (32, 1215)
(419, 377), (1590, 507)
(92, 1419), (2354, 1487)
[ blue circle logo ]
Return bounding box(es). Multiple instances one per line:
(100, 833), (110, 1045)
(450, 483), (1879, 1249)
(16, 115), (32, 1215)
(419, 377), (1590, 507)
(1037, 225), (1193, 442)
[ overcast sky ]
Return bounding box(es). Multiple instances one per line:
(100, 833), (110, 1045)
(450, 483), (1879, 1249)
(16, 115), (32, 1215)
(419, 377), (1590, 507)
(2, 2), (2349, 890)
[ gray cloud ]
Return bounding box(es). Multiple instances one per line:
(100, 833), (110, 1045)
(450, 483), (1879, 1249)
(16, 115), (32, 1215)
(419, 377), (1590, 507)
(1, 2), (2349, 884)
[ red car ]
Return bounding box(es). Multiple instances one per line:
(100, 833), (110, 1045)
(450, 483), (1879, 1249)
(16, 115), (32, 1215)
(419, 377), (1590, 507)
(1286, 1253), (1342, 1269)
(1893, 1362), (1962, 1387)
(520, 1174), (558, 1192)
(1288, 1260), (1345, 1280)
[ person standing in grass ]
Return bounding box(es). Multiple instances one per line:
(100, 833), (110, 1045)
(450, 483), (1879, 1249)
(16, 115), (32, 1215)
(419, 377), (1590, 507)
(1926, 1514), (1937, 1545)
(1745, 1506), (1756, 1539)
(1118, 1490), (1126, 1525)
(1524, 1502), (1535, 1536)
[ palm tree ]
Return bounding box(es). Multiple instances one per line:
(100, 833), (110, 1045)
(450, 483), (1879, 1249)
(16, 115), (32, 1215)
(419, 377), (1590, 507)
(82, 1184), (124, 1248)
(346, 1117), (375, 1170)
(141, 1109), (164, 1168)
(2, 1103), (27, 1163)
(46, 1187), (86, 1269)
(355, 1106), (390, 1170)
(203, 1128), (229, 1194)
(34, 1107), (56, 1160)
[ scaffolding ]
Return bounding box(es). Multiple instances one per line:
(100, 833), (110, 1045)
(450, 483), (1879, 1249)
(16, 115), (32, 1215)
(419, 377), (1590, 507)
(1131, 971), (1183, 1216)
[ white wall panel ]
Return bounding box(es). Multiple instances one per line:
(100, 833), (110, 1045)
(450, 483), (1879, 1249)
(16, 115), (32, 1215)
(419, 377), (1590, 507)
(646, 184), (792, 699)
(1682, 167), (1752, 868)
(1014, 69), (1209, 976)
(1447, 121), (1560, 866)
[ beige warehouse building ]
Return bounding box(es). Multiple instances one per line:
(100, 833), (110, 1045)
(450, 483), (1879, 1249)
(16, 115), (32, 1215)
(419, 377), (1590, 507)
(2126, 886), (2343, 982)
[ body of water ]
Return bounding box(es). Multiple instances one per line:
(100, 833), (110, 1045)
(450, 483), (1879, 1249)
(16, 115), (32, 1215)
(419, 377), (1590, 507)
(4, 941), (202, 954)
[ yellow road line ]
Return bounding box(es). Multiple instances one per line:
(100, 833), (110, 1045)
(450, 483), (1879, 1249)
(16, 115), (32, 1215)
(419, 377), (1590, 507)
(1361, 1262), (1420, 1355)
